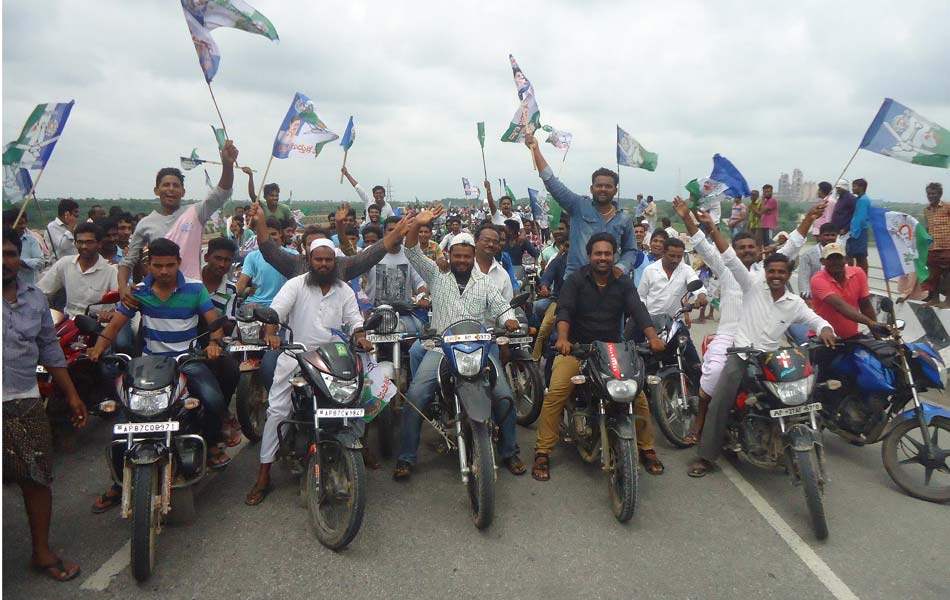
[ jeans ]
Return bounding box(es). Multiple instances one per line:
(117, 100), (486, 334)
(114, 320), (135, 356)
(532, 297), (553, 324)
(180, 361), (229, 445)
(398, 348), (517, 465)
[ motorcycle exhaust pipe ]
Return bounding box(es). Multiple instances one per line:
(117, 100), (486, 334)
(454, 396), (469, 484)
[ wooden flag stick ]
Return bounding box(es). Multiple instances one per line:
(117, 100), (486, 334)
(557, 147), (570, 178)
(255, 155), (275, 205)
(339, 149), (349, 184)
(480, 146), (488, 181)
(206, 81), (244, 169)
(834, 146), (861, 187)
(13, 167), (47, 227)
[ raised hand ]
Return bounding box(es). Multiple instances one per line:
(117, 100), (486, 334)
(694, 209), (715, 227)
(241, 166), (253, 176)
(414, 205), (445, 227)
(383, 215), (411, 252)
(672, 196), (692, 220)
(524, 132), (538, 149)
(220, 140), (238, 165)
(335, 202), (351, 226)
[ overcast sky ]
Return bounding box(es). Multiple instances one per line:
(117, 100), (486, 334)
(3, 0), (949, 205)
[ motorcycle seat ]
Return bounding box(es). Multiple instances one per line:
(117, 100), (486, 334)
(847, 338), (898, 363)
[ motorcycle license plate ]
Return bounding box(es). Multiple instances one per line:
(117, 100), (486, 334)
(367, 333), (403, 343)
(316, 408), (365, 418)
(507, 336), (533, 345)
(114, 421), (180, 434)
(769, 403), (822, 418)
(229, 344), (267, 352)
(443, 333), (492, 343)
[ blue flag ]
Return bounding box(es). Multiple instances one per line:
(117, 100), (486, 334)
(528, 188), (543, 221)
(858, 98), (950, 168)
(2, 101), (75, 170)
(340, 116), (356, 151)
(2, 164), (34, 203)
(710, 154), (750, 198)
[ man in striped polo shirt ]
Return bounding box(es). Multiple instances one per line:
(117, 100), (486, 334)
(88, 239), (232, 510)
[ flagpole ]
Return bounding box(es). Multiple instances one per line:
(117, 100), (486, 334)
(255, 155), (275, 205)
(206, 81), (245, 169)
(557, 147), (570, 178)
(834, 146), (861, 185)
(480, 146), (488, 181)
(339, 149), (348, 184)
(13, 167), (47, 226)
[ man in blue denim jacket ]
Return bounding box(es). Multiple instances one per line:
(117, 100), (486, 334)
(525, 132), (637, 279)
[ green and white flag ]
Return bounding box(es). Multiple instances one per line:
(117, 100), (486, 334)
(616, 125), (657, 172)
(180, 148), (203, 170)
(501, 55), (540, 143)
(477, 122), (486, 148)
(181, 0), (279, 83)
(2, 101), (75, 170)
(211, 125), (227, 150)
(542, 125), (572, 150)
(859, 98), (950, 169)
(685, 178), (728, 211)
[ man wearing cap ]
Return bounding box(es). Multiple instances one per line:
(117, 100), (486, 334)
(810, 242), (890, 339)
(245, 238), (371, 506)
(394, 207), (525, 480)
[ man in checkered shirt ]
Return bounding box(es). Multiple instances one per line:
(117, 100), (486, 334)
(393, 207), (526, 480)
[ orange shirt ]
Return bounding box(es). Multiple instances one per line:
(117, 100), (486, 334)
(810, 266), (869, 339)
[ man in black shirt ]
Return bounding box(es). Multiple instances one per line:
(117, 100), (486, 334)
(532, 233), (666, 481)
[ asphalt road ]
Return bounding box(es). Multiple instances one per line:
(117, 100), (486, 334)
(3, 320), (949, 600)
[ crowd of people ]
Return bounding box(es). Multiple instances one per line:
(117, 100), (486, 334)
(2, 135), (948, 582)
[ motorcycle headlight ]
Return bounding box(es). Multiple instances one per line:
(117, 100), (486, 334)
(606, 379), (639, 401)
(454, 348), (483, 377)
(320, 372), (359, 405)
(765, 375), (815, 406)
(128, 386), (172, 417)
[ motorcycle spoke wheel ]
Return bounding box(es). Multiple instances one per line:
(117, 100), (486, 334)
(236, 372), (269, 442)
(465, 422), (495, 529)
(509, 361), (544, 427)
(882, 417), (950, 503)
(130, 464), (159, 582)
(795, 449), (828, 540)
(607, 434), (638, 523)
(307, 444), (366, 550)
(653, 376), (697, 448)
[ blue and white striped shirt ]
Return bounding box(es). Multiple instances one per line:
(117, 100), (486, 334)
(117, 272), (213, 356)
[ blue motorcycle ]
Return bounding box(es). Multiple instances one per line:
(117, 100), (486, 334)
(817, 298), (948, 502)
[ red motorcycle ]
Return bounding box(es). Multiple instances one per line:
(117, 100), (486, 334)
(41, 291), (121, 433)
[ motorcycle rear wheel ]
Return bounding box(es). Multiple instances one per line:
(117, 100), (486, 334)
(466, 421), (495, 530)
(651, 373), (698, 448)
(795, 448), (828, 540)
(607, 433), (639, 523)
(306, 443), (366, 550)
(508, 360), (544, 427)
(881, 417), (950, 503)
(374, 403), (395, 459)
(130, 464), (160, 581)
(236, 371), (268, 442)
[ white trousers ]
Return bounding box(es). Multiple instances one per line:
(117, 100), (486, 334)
(260, 353), (297, 464)
(699, 333), (735, 397)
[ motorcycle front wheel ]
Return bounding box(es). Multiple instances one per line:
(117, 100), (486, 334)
(306, 442), (366, 550)
(130, 463), (160, 581)
(235, 370), (268, 442)
(465, 421), (495, 530)
(651, 373), (698, 448)
(607, 432), (639, 523)
(508, 360), (544, 427)
(795, 448), (829, 540)
(881, 417), (950, 503)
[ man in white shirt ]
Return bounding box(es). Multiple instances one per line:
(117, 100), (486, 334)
(44, 198), (79, 261)
(245, 239), (371, 506)
(341, 166), (395, 222)
(486, 181), (523, 228)
(37, 222), (118, 319)
(687, 226), (834, 477)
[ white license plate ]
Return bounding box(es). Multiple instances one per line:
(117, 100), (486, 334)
(443, 333), (492, 343)
(507, 336), (533, 345)
(229, 344), (267, 352)
(367, 333), (403, 343)
(316, 408), (365, 419)
(770, 403), (822, 418)
(36, 365), (47, 374)
(114, 421), (180, 434)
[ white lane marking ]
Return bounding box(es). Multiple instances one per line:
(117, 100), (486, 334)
(721, 462), (860, 600)
(80, 438), (249, 591)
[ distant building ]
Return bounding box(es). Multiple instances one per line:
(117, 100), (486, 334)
(800, 181), (818, 202)
(777, 173), (791, 201)
(791, 169), (803, 203)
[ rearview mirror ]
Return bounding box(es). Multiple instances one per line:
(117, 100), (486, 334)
(99, 290), (121, 305)
(252, 306), (281, 325)
(510, 291), (531, 307)
(74, 315), (101, 335)
(687, 280), (703, 293)
(878, 297), (894, 314)
(363, 313), (383, 332)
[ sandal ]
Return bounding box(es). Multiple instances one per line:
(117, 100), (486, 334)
(503, 454), (527, 476)
(393, 461), (412, 481)
(31, 558), (80, 582)
(91, 485), (122, 514)
(207, 447), (232, 470)
(639, 449), (665, 475)
(531, 454), (550, 481)
(687, 458), (715, 478)
(224, 417), (242, 447)
(683, 430), (699, 446)
(244, 484), (273, 506)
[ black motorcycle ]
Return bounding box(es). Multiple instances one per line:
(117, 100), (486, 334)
(99, 317), (227, 581)
(253, 306), (382, 550)
(722, 341), (836, 540)
(503, 301), (544, 427)
(230, 299), (270, 441)
(642, 280), (703, 448)
(565, 341), (649, 522)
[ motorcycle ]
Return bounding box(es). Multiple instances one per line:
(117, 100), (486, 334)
(502, 300), (544, 427)
(97, 316), (227, 581)
(229, 299), (270, 441)
(41, 291), (121, 433)
(413, 292), (528, 529)
(642, 280), (703, 448)
(252, 306), (383, 549)
(722, 341), (835, 540)
(817, 297), (948, 502)
(564, 340), (649, 522)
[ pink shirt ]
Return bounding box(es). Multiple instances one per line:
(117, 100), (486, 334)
(163, 205), (203, 280)
(759, 197), (779, 229)
(810, 266), (869, 339)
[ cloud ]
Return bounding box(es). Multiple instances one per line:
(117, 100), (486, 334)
(3, 0), (949, 206)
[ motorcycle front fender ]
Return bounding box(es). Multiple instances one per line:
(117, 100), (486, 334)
(326, 427), (363, 450)
(784, 424), (821, 452)
(606, 412), (636, 440)
(126, 441), (167, 465)
(456, 379), (492, 424)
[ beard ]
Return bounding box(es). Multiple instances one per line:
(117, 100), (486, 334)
(306, 264), (338, 287)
